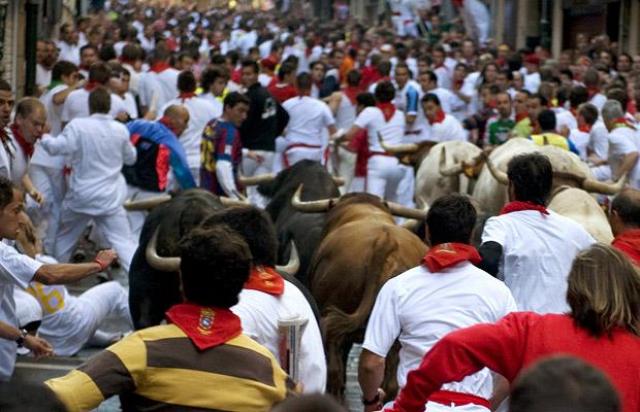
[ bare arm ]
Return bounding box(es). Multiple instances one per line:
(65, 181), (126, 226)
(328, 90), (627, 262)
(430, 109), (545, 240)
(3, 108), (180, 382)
(614, 152), (639, 180)
(358, 349), (386, 412)
(344, 125), (363, 142)
(33, 249), (117, 285)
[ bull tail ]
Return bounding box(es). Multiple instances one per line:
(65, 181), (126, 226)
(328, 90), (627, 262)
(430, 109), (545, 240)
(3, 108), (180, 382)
(323, 227), (400, 396)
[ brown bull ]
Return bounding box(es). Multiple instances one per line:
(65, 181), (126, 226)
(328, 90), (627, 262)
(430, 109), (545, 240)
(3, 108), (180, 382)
(292, 187), (427, 398)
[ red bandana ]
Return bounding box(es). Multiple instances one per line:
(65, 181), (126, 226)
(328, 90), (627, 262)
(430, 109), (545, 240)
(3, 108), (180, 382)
(244, 265), (285, 296)
(150, 61), (171, 73)
(343, 86), (360, 105)
(612, 229), (640, 266)
(422, 243), (481, 272)
(166, 303), (242, 350)
(10, 123), (33, 158)
(376, 102), (396, 122)
(578, 124), (592, 133)
(179, 91), (196, 101)
(515, 112), (529, 123)
(84, 80), (100, 92)
(500, 201), (549, 215)
(428, 109), (446, 124)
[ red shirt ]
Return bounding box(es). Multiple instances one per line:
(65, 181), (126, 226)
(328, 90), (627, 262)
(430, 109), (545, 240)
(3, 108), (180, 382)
(612, 229), (640, 266)
(268, 83), (298, 104)
(388, 312), (640, 412)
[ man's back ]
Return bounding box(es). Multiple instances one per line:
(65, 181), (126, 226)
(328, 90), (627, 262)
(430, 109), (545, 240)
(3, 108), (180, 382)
(282, 96), (334, 145)
(46, 324), (291, 411)
(482, 210), (595, 313)
(61, 88), (125, 123)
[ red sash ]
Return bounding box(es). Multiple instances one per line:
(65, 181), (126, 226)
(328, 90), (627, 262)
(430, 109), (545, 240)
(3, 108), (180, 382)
(166, 303), (242, 350)
(515, 112), (528, 123)
(10, 123), (33, 159)
(84, 81), (100, 92)
(422, 243), (481, 272)
(343, 86), (360, 105)
(500, 201), (549, 215)
(612, 229), (640, 266)
(244, 265), (285, 296)
(429, 390), (490, 409)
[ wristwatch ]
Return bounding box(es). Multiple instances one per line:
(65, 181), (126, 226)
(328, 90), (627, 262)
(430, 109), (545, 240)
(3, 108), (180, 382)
(362, 390), (381, 406)
(15, 328), (28, 347)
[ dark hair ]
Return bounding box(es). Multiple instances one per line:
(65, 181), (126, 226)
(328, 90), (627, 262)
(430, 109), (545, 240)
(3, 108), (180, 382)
(425, 194), (477, 245)
(530, 93), (548, 107)
(0, 382), (65, 412)
(121, 43), (143, 62)
(88, 87), (111, 114)
(374, 81), (395, 103)
(556, 86), (571, 106)
(606, 88), (629, 110)
(583, 68), (600, 88)
(177, 70), (197, 93)
(356, 92), (376, 108)
(223, 91), (250, 110)
(200, 66), (229, 91)
(277, 62), (296, 81)
(507, 153), (553, 205)
(296, 72), (312, 91)
(80, 44), (98, 57)
(376, 61), (391, 76)
(241, 59), (259, 74)
(0, 175), (14, 209)
(570, 86), (589, 109)
(537, 109), (556, 131)
(0, 79), (11, 92)
(510, 356), (620, 412)
(611, 189), (640, 227)
(271, 394), (348, 412)
(51, 61), (78, 82)
(88, 62), (111, 84)
(178, 225), (252, 307)
(420, 70), (438, 84)
(200, 206), (277, 266)
(394, 62), (411, 76)
(421, 93), (441, 106)
(98, 43), (116, 62)
(210, 54), (227, 66)
(578, 103), (599, 126)
(346, 69), (361, 87)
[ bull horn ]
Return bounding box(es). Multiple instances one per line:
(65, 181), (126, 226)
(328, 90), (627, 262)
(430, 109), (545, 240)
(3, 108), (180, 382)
(124, 194), (172, 211)
(582, 173), (627, 195)
(275, 241), (299, 275)
(386, 201), (428, 220)
(332, 176), (345, 186)
(220, 196), (250, 207)
(237, 173), (276, 186)
(402, 219), (421, 231)
(485, 156), (509, 185)
(145, 228), (181, 272)
(377, 132), (419, 154)
(438, 147), (464, 176)
(291, 184), (335, 213)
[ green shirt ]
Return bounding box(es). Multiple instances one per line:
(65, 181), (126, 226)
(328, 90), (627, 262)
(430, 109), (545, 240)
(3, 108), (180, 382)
(487, 117), (516, 145)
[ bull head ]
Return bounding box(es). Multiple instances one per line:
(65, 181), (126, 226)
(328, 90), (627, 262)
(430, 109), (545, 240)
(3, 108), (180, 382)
(146, 228), (301, 276)
(239, 172), (345, 187)
(438, 147), (486, 177)
(124, 194), (248, 211)
(484, 155), (510, 185)
(291, 184), (428, 220)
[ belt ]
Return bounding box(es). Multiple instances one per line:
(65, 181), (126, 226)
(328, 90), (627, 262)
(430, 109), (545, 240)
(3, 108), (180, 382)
(368, 151), (395, 158)
(428, 390), (490, 409)
(283, 143), (323, 168)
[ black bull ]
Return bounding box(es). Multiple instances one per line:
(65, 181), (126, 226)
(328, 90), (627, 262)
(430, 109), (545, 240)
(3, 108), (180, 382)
(128, 189), (319, 330)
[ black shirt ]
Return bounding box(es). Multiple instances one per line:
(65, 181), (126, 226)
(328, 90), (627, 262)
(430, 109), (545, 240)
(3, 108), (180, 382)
(239, 82), (289, 151)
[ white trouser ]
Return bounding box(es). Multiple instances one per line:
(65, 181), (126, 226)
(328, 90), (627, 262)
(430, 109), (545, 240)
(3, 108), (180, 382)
(29, 165), (66, 255)
(272, 136), (287, 174)
(54, 207), (137, 272)
(283, 146), (324, 168)
(126, 185), (162, 241)
(189, 166), (200, 186)
(396, 164), (416, 208)
(241, 150), (275, 208)
(366, 155), (405, 202)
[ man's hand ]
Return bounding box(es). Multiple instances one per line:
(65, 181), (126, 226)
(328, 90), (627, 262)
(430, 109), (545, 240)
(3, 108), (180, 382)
(364, 388), (386, 412)
(246, 151), (265, 164)
(28, 189), (44, 205)
(24, 335), (53, 359)
(95, 249), (118, 270)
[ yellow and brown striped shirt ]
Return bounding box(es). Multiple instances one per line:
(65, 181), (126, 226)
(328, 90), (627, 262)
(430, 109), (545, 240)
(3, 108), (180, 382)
(45, 324), (294, 412)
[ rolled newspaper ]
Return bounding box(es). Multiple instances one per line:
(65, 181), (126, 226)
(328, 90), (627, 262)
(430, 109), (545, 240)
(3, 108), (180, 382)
(277, 315), (308, 383)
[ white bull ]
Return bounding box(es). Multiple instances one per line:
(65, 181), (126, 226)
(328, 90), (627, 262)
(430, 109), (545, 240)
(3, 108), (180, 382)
(548, 186), (613, 243)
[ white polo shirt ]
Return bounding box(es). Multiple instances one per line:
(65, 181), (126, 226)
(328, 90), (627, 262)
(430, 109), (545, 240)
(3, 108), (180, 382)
(231, 280), (327, 393)
(354, 107), (406, 153)
(482, 210), (595, 313)
(0, 242), (42, 380)
(608, 126), (640, 188)
(61, 88), (127, 124)
(282, 96), (335, 147)
(363, 261), (516, 396)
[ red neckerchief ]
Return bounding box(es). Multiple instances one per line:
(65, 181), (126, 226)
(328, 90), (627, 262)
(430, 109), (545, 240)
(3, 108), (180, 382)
(612, 229), (640, 266)
(150, 61), (171, 73)
(244, 265), (285, 296)
(119, 56), (135, 65)
(453, 79), (463, 90)
(179, 91), (196, 101)
(376, 102), (396, 122)
(422, 243), (481, 272)
(612, 117), (637, 131)
(10, 123), (33, 158)
(84, 80), (100, 92)
(79, 64), (90, 72)
(587, 86), (600, 99)
(578, 123), (592, 133)
(166, 303), (242, 351)
(500, 201), (549, 216)
(428, 109), (446, 124)
(159, 116), (178, 135)
(433, 63), (445, 69)
(343, 86), (360, 104)
(515, 112), (528, 123)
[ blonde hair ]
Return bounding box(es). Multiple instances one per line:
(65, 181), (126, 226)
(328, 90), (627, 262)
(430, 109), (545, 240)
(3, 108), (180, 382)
(567, 244), (640, 336)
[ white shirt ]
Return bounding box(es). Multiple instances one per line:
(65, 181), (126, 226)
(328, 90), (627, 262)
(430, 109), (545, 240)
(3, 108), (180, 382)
(36, 64), (51, 88)
(554, 108), (577, 132)
(7, 130), (28, 187)
(61, 88), (127, 123)
(0, 242), (42, 380)
(524, 71), (541, 93)
(608, 126), (640, 187)
(363, 261), (516, 394)
(482, 210), (595, 313)
(117, 93), (139, 119)
(138, 69), (180, 112)
(231, 280), (327, 393)
(40, 84), (68, 136)
(354, 107), (406, 152)
(429, 113), (467, 142)
(589, 93), (607, 112)
(590, 120), (609, 160)
(433, 66), (452, 90)
(282, 96), (335, 146)
(0, 128), (14, 180)
(160, 96), (222, 169)
(568, 128), (589, 161)
(334, 93), (357, 131)
(56, 41), (80, 65)
(258, 73), (273, 88)
(40, 113), (136, 215)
